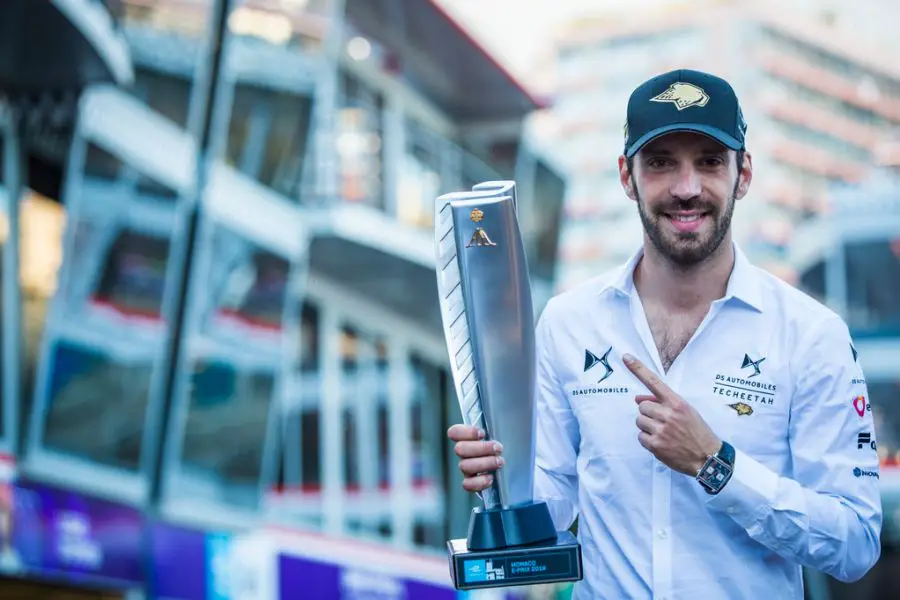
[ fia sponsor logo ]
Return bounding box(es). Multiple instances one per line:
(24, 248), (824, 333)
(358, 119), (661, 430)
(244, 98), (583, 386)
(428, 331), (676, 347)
(853, 395), (871, 418)
(857, 432), (876, 451)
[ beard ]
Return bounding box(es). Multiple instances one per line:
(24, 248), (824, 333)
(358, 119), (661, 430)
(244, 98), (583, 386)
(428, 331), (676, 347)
(634, 183), (736, 268)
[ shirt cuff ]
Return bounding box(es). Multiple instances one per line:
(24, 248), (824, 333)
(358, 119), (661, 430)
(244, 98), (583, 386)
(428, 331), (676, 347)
(705, 447), (779, 529)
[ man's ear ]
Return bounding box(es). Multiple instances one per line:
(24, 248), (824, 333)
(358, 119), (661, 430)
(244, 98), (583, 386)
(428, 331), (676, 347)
(618, 155), (636, 201)
(735, 151), (753, 200)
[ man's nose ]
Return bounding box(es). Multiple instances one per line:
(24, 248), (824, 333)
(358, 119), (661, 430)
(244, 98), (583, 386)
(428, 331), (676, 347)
(670, 166), (702, 200)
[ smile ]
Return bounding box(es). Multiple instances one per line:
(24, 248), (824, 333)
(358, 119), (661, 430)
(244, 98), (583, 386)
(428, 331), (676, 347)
(664, 211), (709, 232)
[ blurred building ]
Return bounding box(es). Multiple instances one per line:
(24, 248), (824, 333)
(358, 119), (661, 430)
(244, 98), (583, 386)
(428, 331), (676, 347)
(0, 0), (566, 598)
(546, 0), (900, 290)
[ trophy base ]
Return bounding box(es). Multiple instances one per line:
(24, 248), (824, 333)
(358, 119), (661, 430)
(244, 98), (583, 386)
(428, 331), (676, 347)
(447, 530), (583, 590)
(467, 501), (558, 550)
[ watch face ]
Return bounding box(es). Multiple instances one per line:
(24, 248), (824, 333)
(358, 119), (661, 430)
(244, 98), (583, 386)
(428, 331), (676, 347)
(699, 456), (732, 491)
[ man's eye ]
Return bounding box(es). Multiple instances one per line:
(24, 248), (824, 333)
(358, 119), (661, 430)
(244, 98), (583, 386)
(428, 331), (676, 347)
(647, 159), (669, 169)
(702, 157), (725, 167)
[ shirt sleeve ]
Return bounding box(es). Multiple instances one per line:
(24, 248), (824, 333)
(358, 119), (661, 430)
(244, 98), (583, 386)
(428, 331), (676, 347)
(532, 301), (581, 531)
(705, 315), (883, 583)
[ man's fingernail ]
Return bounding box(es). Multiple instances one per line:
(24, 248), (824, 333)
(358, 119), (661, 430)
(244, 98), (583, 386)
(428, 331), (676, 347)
(623, 353), (635, 364)
(477, 428), (486, 438)
(497, 457), (505, 467)
(493, 442), (503, 454)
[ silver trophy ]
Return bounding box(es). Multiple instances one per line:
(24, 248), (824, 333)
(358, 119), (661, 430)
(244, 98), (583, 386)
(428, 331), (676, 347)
(436, 181), (582, 591)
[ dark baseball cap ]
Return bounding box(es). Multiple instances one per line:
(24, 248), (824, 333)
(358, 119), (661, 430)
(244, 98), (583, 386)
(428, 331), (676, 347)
(623, 69), (747, 158)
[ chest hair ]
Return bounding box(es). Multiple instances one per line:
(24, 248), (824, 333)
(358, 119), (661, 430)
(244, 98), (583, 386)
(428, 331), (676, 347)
(645, 309), (708, 373)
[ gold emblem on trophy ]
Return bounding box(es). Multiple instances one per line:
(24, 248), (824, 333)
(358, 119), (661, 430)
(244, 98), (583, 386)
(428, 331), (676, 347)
(466, 208), (497, 248)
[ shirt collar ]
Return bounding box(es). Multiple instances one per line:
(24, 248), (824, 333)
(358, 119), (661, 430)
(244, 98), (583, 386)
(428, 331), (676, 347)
(599, 241), (764, 312)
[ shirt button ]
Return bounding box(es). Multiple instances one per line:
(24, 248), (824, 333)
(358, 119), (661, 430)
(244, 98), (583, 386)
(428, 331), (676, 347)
(727, 506), (737, 515)
(657, 529), (667, 539)
(656, 464), (666, 473)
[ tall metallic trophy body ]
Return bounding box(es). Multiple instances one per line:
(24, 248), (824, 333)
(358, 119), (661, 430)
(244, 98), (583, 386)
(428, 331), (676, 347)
(436, 181), (583, 591)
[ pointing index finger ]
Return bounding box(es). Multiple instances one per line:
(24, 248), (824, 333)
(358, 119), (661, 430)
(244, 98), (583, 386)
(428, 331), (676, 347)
(623, 354), (675, 401)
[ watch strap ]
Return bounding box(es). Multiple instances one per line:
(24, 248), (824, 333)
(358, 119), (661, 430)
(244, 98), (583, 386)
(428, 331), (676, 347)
(717, 440), (735, 467)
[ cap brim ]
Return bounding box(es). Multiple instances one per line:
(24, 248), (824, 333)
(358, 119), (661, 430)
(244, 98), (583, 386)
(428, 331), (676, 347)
(625, 123), (743, 158)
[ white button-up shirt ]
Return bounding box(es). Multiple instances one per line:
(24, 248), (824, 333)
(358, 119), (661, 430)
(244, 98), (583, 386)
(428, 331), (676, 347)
(534, 243), (882, 600)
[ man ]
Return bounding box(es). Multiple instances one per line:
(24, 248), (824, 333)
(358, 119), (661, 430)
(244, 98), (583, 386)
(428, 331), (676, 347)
(447, 69), (882, 599)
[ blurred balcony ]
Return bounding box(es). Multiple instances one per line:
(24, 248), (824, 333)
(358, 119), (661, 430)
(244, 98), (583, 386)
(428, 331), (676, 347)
(117, 0), (565, 334)
(757, 49), (900, 124)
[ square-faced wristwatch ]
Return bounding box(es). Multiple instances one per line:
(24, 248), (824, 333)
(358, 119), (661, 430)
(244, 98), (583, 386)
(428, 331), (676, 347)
(696, 440), (735, 495)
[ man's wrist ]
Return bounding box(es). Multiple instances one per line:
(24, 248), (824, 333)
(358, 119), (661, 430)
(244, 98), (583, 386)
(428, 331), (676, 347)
(692, 437), (724, 476)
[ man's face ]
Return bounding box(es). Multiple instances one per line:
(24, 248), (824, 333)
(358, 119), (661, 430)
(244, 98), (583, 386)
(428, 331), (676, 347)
(618, 132), (752, 267)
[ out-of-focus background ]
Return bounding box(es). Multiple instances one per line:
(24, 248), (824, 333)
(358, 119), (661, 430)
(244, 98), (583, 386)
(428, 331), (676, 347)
(0, 0), (896, 598)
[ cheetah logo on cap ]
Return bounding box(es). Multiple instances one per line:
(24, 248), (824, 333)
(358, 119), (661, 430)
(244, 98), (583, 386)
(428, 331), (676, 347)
(650, 82), (710, 110)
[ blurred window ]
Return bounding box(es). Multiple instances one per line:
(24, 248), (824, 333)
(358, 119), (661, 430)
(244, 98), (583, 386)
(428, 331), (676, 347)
(134, 68), (193, 130)
(870, 379), (900, 468)
(176, 230), (289, 502)
(769, 119), (871, 163)
(201, 228), (290, 334)
(761, 26), (900, 100)
(299, 301), (319, 372)
(83, 144), (123, 182)
(93, 231), (171, 318)
(42, 340), (151, 470)
(845, 239), (900, 335)
(336, 71), (384, 209)
(180, 359), (275, 498)
(397, 139), (440, 229)
(274, 309), (449, 550)
(798, 260), (826, 305)
(225, 84), (313, 199)
(38, 227), (171, 470)
(522, 157), (566, 282)
(763, 73), (894, 130)
(300, 407), (321, 489)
